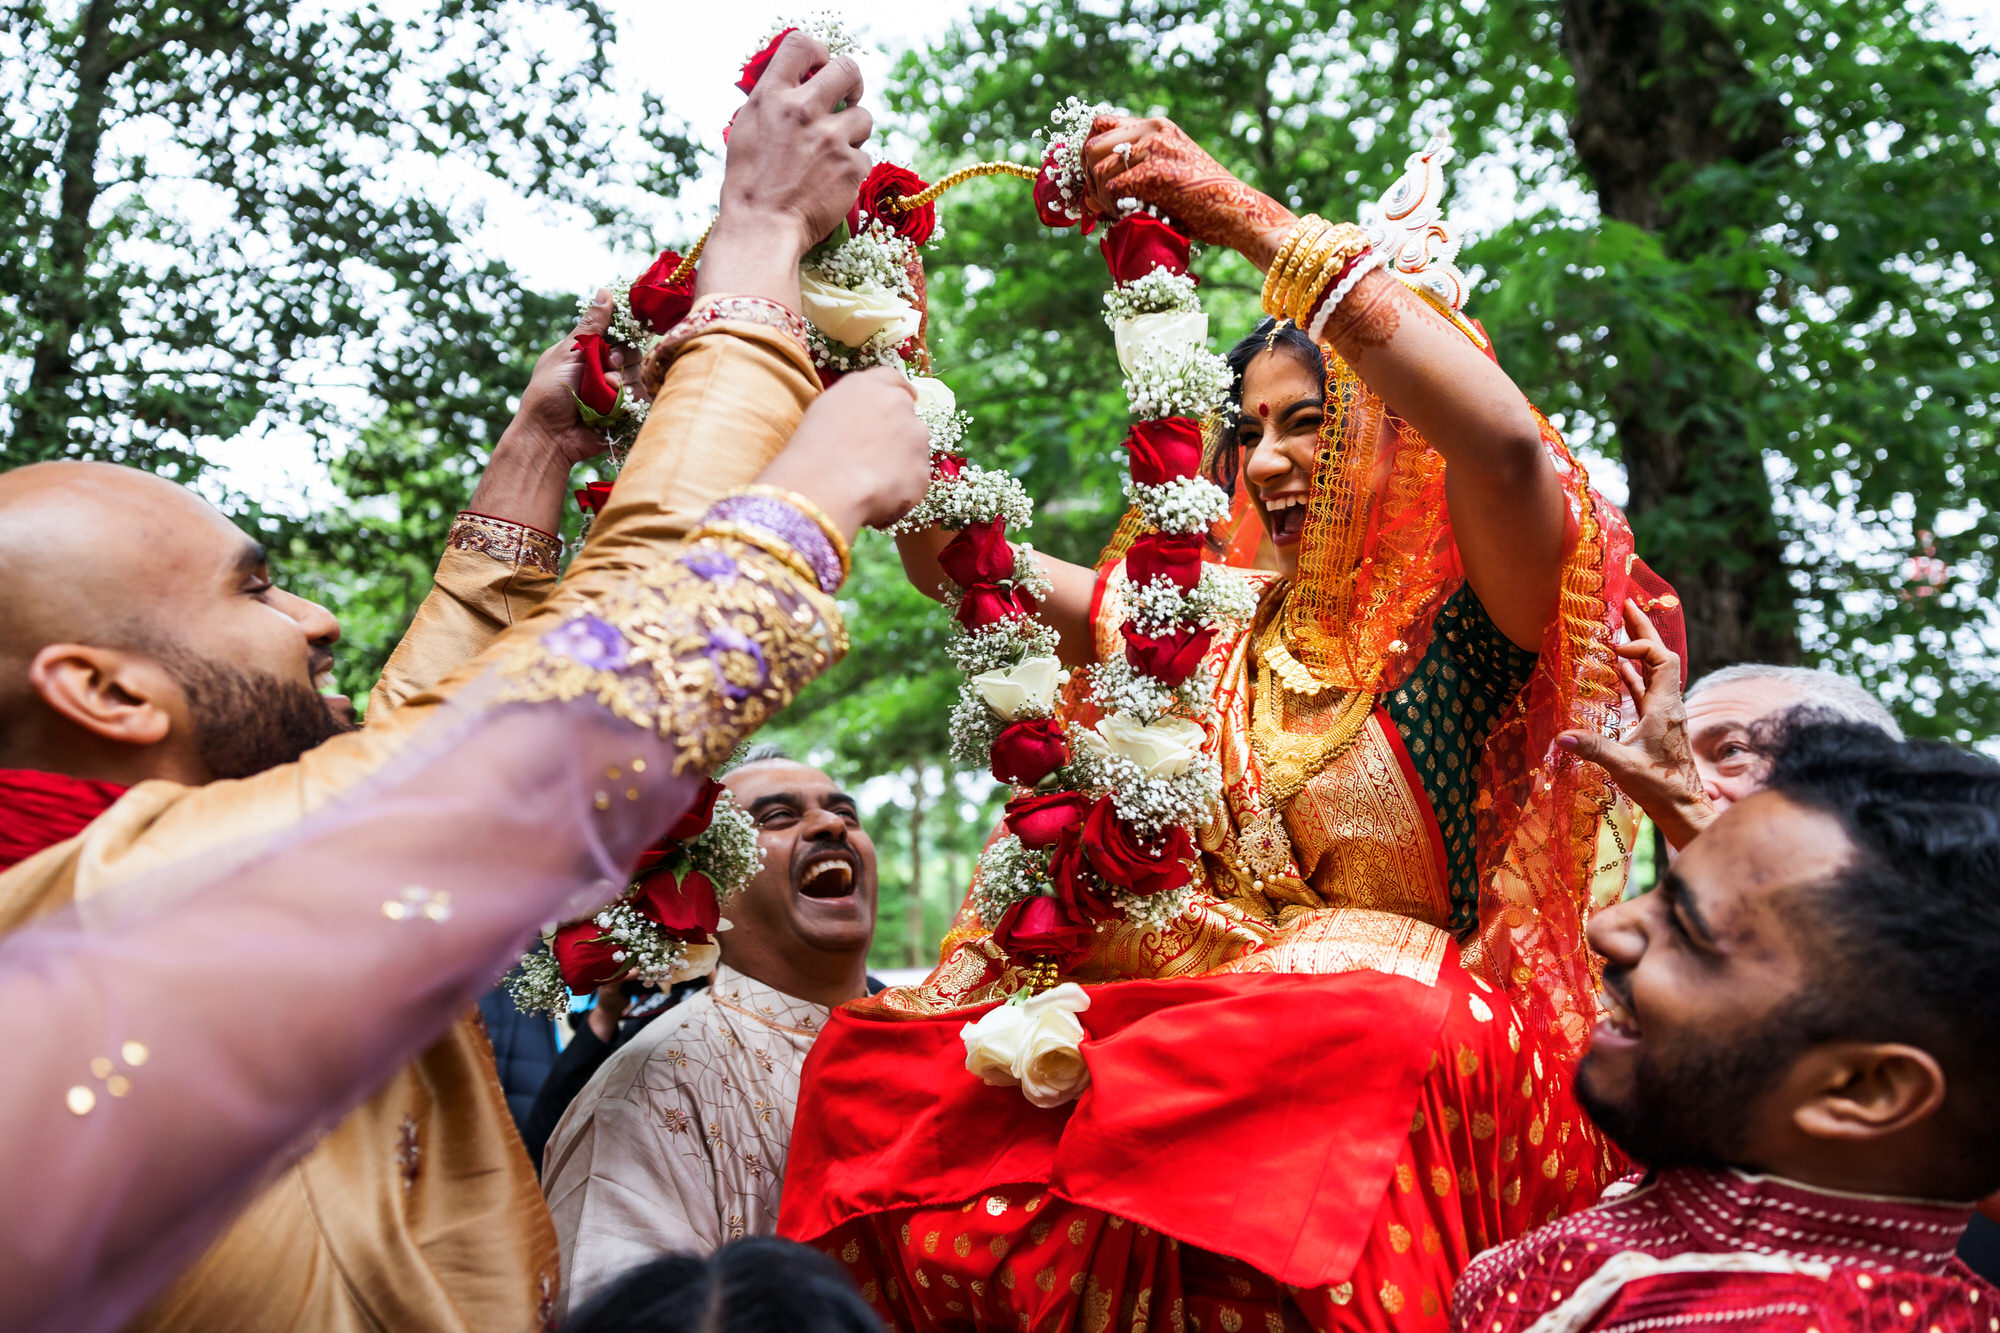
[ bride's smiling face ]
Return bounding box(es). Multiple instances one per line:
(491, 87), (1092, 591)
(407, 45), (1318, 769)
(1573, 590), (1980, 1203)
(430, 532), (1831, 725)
(1234, 349), (1326, 579)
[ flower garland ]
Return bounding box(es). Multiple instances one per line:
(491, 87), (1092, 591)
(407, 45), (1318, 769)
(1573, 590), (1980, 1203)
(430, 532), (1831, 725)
(509, 779), (763, 1016)
(527, 19), (946, 1008)
(890, 104), (1252, 1000)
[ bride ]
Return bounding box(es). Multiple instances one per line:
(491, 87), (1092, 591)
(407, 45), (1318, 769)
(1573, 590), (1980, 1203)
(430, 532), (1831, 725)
(781, 115), (1678, 1332)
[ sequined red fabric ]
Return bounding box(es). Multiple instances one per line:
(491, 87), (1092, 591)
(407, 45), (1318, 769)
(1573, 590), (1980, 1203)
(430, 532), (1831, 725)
(1453, 1166), (1997, 1333)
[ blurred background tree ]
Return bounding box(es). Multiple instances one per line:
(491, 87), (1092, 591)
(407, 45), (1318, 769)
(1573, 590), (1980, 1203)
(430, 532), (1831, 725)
(0, 0), (699, 689)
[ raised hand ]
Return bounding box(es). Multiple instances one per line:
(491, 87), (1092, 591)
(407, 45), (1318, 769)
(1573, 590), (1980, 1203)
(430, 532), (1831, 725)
(701, 32), (873, 306)
(754, 368), (931, 539)
(1558, 599), (1718, 852)
(1081, 115), (1296, 268)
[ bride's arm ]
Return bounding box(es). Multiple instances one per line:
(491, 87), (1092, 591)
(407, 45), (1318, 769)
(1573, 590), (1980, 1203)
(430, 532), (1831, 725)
(1085, 118), (1565, 652)
(896, 528), (1100, 668)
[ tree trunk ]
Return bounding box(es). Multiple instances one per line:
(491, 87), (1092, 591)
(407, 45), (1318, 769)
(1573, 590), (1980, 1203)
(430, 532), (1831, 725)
(16, 0), (117, 459)
(1558, 0), (1801, 675)
(906, 766), (927, 967)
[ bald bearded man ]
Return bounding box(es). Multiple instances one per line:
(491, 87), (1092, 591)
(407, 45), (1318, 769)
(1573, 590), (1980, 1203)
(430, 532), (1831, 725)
(0, 282), (637, 869)
(0, 31), (881, 1333)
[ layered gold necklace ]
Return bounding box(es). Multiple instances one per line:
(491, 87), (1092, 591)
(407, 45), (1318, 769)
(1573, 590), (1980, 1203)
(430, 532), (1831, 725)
(1248, 587), (1376, 808)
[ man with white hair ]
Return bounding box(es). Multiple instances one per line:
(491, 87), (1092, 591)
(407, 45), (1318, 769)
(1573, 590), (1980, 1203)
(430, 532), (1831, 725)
(1560, 602), (1901, 852)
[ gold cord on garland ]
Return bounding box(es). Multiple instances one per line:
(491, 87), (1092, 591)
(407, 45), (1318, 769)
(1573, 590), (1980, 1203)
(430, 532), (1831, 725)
(884, 160), (1040, 212)
(665, 220), (715, 286)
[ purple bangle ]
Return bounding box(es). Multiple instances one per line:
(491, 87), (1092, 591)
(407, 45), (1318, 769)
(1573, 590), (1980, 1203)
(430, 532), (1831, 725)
(705, 495), (844, 594)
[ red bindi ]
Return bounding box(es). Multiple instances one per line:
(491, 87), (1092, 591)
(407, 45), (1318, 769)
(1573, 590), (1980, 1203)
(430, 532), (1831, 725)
(1257, 402), (1269, 418)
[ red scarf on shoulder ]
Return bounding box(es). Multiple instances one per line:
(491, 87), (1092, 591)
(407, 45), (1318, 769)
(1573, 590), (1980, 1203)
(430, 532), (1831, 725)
(0, 770), (127, 871)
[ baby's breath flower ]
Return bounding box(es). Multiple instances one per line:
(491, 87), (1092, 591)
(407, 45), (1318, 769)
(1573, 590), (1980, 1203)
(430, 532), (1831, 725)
(1123, 340), (1232, 420)
(1125, 476), (1231, 535)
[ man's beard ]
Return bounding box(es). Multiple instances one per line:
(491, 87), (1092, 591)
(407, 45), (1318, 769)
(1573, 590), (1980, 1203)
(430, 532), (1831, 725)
(160, 650), (356, 780)
(1575, 985), (1823, 1170)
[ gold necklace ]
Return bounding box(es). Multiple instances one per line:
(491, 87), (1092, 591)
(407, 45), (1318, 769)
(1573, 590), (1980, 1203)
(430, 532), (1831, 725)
(1249, 594), (1377, 808)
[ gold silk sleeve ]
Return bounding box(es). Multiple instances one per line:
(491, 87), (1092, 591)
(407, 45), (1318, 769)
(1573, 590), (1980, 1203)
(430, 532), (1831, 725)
(366, 514), (562, 719)
(0, 317), (827, 1333)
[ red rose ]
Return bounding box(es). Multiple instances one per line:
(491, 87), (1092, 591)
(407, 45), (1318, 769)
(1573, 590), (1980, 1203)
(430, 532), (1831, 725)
(1100, 213), (1193, 284)
(990, 717), (1070, 787)
(1004, 791), (1090, 850)
(1048, 826), (1116, 924)
(664, 779), (725, 843)
(849, 162), (935, 245)
(938, 518), (1016, 588)
(1125, 531), (1204, 595)
(573, 333), (619, 416)
(1032, 150), (1097, 235)
(1121, 620), (1215, 687)
(1083, 798), (1196, 897)
(634, 865), (721, 939)
(1126, 418), (1203, 484)
(628, 249), (696, 334)
(934, 453), (967, 482)
(735, 28), (796, 93)
(575, 481), (614, 516)
(990, 893), (1094, 964)
(551, 920), (626, 994)
(955, 583), (1037, 631)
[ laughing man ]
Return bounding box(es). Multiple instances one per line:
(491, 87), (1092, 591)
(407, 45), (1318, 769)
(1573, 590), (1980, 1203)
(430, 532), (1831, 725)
(540, 746), (881, 1315)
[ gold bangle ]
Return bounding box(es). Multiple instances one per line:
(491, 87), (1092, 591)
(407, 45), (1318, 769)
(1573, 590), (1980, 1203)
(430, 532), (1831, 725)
(1261, 215), (1324, 318)
(1291, 223), (1372, 325)
(686, 520), (823, 592)
(733, 484), (852, 587)
(1276, 217), (1341, 324)
(1282, 225), (1345, 325)
(1263, 220), (1318, 320)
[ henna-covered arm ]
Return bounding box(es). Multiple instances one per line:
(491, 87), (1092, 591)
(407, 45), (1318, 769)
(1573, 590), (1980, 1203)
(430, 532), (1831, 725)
(1086, 114), (1564, 649)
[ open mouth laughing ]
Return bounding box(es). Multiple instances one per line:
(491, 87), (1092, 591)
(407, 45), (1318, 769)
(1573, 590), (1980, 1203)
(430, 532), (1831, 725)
(1262, 492), (1307, 546)
(798, 847), (861, 901)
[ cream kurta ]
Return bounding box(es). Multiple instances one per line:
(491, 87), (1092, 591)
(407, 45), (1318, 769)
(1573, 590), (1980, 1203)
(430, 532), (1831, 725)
(0, 315), (824, 1332)
(542, 965), (829, 1314)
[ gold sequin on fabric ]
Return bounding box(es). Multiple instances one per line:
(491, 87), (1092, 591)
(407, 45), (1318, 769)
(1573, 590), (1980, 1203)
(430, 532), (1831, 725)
(496, 540), (845, 775)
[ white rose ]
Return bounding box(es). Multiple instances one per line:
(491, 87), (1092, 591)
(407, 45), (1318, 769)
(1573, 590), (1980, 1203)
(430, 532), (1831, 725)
(1113, 310), (1210, 379)
(971, 655), (1062, 721)
(1012, 983), (1092, 1108)
(961, 1000), (1033, 1087)
(798, 268), (922, 348)
(909, 375), (956, 420)
(1094, 713), (1207, 778)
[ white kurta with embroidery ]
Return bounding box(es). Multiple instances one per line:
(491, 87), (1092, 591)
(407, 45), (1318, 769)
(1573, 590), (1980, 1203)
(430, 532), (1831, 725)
(541, 964), (830, 1314)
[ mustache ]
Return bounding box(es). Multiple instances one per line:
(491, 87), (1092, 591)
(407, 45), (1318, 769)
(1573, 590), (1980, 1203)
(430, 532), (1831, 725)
(1600, 964), (1635, 1014)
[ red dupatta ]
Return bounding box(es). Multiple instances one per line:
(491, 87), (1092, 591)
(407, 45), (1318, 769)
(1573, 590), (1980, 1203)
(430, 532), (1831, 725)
(0, 770), (127, 871)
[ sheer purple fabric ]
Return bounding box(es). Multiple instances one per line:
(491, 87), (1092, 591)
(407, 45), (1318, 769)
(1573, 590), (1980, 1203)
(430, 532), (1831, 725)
(0, 687), (705, 1333)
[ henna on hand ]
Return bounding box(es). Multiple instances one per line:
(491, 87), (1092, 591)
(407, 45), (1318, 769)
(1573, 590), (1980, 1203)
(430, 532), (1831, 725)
(1321, 267), (1408, 357)
(1083, 116), (1294, 260)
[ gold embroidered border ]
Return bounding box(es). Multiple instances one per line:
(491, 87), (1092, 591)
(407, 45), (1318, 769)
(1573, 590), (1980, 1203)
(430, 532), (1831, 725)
(495, 539), (845, 775)
(448, 511), (562, 576)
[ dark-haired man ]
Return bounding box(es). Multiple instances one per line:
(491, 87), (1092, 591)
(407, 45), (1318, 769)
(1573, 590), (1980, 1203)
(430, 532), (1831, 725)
(542, 749), (880, 1314)
(1454, 720), (2000, 1331)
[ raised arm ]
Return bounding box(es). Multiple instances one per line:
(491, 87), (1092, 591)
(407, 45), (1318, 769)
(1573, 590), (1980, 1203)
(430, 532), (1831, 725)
(1084, 117), (1566, 650)
(896, 528), (1099, 668)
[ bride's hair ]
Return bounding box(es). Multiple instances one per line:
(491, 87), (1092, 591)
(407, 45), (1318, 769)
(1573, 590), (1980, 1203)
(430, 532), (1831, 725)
(1208, 317), (1326, 497)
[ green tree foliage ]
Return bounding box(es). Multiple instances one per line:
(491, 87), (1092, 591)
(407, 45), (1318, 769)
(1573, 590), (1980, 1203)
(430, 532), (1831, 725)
(879, 0), (1999, 740)
(0, 0), (699, 694)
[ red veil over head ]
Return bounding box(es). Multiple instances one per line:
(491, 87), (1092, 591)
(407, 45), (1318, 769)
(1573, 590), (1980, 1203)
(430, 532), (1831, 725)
(1092, 301), (1683, 1062)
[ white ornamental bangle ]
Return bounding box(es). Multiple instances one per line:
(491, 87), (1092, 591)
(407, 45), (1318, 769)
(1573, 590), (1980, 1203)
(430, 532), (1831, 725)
(1306, 249), (1387, 344)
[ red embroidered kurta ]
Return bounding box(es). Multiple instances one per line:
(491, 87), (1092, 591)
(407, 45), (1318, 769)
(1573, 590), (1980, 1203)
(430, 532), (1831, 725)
(1452, 1166), (1998, 1332)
